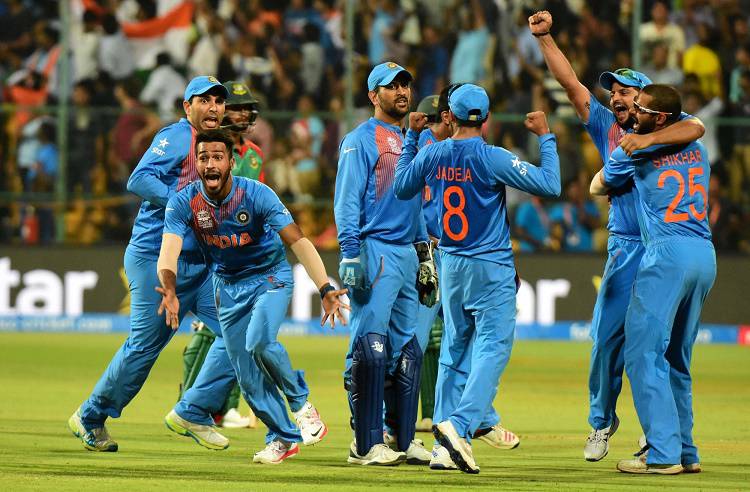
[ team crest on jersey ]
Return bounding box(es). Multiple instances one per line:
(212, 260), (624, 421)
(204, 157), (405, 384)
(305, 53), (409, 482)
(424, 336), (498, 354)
(236, 209), (250, 225)
(196, 209), (214, 230)
(387, 136), (401, 154)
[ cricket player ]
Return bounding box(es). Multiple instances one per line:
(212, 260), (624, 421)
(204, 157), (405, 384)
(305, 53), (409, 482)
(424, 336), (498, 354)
(68, 76), (234, 452)
(529, 10), (706, 461)
(335, 61), (435, 466)
(394, 84), (561, 473)
(157, 129), (347, 464)
(591, 84), (715, 475)
(173, 81), (266, 431)
(412, 90), (520, 470)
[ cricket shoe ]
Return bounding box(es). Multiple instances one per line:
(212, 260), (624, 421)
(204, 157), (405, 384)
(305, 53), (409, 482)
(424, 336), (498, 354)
(294, 401), (328, 445)
(68, 408), (118, 452)
(433, 420), (480, 474)
(220, 408), (252, 429)
(584, 415), (619, 461)
(347, 441), (407, 466)
(164, 409), (229, 450)
(634, 437), (700, 473)
(474, 424), (520, 449)
(253, 440), (299, 464)
(415, 417), (433, 432)
(383, 433), (431, 465)
(429, 444), (458, 470)
(617, 459), (683, 475)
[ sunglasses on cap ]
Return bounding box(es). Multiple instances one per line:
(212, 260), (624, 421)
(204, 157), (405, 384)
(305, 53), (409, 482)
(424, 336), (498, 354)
(633, 100), (673, 116)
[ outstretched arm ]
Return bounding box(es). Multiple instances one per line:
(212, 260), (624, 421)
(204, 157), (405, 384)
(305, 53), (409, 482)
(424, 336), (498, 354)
(280, 223), (349, 328)
(156, 232), (183, 329)
(529, 10), (591, 122)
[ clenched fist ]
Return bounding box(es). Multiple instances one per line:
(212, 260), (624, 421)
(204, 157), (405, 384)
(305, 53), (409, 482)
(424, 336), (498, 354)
(528, 10), (553, 35)
(524, 111), (550, 136)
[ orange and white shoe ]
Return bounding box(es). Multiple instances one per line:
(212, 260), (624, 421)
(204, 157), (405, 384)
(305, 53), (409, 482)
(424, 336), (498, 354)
(252, 440), (299, 464)
(294, 401), (327, 445)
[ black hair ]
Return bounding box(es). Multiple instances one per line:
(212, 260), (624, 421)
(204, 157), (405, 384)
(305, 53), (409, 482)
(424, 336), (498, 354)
(437, 83), (459, 115)
(641, 84), (681, 123)
(195, 129), (234, 157)
(155, 52), (171, 66)
(102, 14), (119, 35)
(82, 9), (98, 24)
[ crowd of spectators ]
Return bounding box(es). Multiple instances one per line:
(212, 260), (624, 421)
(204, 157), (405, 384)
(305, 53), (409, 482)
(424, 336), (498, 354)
(0, 0), (748, 254)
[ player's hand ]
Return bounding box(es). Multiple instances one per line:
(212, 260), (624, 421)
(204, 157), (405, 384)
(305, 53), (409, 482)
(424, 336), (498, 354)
(156, 286), (180, 330)
(528, 10), (552, 35)
(338, 257), (369, 290)
(619, 133), (654, 156)
(408, 111), (429, 132)
(415, 241), (439, 307)
(321, 288), (350, 329)
(524, 111), (550, 136)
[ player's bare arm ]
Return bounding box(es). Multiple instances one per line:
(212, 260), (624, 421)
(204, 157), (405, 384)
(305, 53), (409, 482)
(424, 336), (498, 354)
(620, 117), (706, 156)
(156, 232), (183, 330)
(280, 222), (349, 328)
(589, 170), (609, 196)
(529, 10), (590, 122)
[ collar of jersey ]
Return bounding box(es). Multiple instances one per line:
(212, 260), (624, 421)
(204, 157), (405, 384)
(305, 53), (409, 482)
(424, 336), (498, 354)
(370, 117), (403, 133)
(198, 176), (237, 208)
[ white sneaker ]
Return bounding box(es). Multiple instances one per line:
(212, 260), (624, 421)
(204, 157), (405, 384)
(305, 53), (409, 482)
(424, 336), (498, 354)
(584, 415), (619, 462)
(253, 440), (299, 464)
(617, 459), (683, 474)
(220, 408), (251, 429)
(383, 433), (431, 465)
(433, 420), (480, 474)
(294, 401), (328, 445)
(415, 417), (433, 432)
(430, 444), (458, 470)
(68, 408), (118, 452)
(347, 441), (406, 466)
(476, 424), (520, 450)
(164, 409), (229, 450)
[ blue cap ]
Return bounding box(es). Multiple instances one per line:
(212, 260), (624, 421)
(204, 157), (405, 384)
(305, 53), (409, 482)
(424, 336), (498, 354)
(448, 84), (489, 121)
(367, 62), (412, 91)
(599, 68), (652, 90)
(183, 75), (229, 101)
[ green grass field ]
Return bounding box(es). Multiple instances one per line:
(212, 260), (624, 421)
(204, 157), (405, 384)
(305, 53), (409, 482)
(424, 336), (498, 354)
(1, 333), (748, 491)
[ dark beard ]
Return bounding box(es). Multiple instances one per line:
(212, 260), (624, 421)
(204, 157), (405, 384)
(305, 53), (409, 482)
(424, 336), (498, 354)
(382, 104), (408, 120)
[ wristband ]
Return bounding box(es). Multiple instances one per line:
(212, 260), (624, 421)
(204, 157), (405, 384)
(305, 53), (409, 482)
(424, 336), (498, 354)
(532, 31), (550, 37)
(319, 283), (336, 300)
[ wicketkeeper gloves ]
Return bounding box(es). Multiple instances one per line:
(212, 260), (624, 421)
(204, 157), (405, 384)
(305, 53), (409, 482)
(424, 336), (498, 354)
(415, 241), (439, 307)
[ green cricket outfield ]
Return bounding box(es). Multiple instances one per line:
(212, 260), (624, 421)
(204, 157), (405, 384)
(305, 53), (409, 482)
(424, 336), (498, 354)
(1, 333), (748, 491)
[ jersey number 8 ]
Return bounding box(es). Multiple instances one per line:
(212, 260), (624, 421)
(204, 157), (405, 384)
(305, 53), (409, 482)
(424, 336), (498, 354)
(443, 186), (469, 241)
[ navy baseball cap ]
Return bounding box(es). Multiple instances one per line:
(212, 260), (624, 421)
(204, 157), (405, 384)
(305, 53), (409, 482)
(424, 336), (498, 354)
(367, 62), (412, 91)
(599, 68), (652, 91)
(184, 75), (229, 101)
(448, 84), (489, 121)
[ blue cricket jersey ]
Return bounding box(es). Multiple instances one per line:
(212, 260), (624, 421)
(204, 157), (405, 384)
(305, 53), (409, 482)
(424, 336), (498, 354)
(418, 127), (441, 238)
(334, 117), (426, 259)
(583, 93), (640, 238)
(604, 141), (711, 244)
(127, 118), (202, 257)
(584, 93), (698, 240)
(394, 131), (561, 265)
(164, 177), (293, 279)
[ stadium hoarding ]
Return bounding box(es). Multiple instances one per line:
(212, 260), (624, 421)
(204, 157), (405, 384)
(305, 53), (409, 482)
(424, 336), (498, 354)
(0, 246), (747, 338)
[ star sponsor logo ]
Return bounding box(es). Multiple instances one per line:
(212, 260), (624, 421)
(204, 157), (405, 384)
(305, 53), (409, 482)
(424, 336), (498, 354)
(196, 209), (213, 230)
(511, 155), (528, 176)
(159, 138), (169, 148)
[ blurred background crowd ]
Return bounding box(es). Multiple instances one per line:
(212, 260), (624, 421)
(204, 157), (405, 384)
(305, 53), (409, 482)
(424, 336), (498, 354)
(0, 0), (749, 253)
